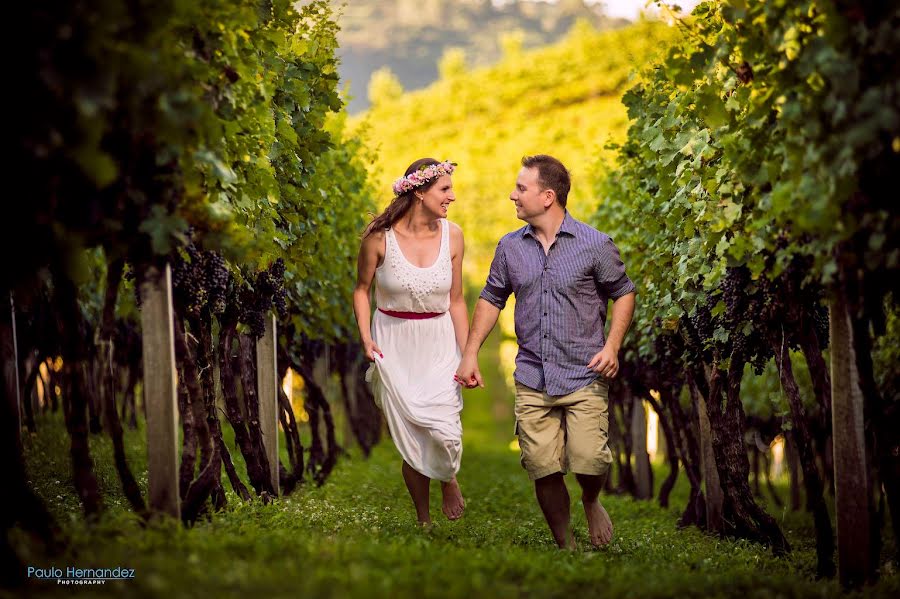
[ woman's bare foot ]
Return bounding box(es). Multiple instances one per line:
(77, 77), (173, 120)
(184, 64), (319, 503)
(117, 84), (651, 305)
(583, 499), (613, 547)
(440, 478), (465, 520)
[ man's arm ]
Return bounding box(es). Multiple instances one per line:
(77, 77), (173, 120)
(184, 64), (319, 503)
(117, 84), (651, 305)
(587, 291), (635, 379)
(454, 298), (501, 388)
(604, 291), (635, 354)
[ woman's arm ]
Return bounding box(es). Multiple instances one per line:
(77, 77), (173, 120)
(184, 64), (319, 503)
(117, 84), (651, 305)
(447, 222), (469, 354)
(352, 230), (385, 361)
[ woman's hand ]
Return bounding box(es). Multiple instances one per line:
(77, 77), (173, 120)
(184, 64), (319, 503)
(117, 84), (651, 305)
(455, 353), (483, 388)
(363, 338), (383, 362)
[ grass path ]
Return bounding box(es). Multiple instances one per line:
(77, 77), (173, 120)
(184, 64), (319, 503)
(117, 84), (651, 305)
(13, 341), (899, 598)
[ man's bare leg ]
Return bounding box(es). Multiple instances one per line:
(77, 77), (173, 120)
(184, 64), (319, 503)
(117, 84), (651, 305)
(401, 461), (431, 525)
(576, 473), (613, 547)
(535, 473), (575, 549)
(440, 477), (465, 520)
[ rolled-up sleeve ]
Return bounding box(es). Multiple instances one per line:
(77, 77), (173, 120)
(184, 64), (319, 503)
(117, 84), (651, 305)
(594, 236), (636, 299)
(480, 239), (512, 309)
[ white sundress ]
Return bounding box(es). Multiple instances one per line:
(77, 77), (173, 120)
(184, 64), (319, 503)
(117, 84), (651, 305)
(366, 218), (463, 481)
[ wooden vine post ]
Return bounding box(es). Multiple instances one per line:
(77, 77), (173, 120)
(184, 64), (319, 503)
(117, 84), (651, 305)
(256, 313), (279, 495)
(631, 396), (652, 500)
(7, 292), (23, 450)
(697, 393), (724, 534)
(139, 265), (180, 517)
(829, 291), (869, 588)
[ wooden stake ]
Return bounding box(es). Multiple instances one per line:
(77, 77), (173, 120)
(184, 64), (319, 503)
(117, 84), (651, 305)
(8, 292), (22, 450)
(139, 265), (180, 517)
(829, 291), (870, 588)
(631, 396), (652, 499)
(256, 313), (279, 495)
(697, 392), (724, 533)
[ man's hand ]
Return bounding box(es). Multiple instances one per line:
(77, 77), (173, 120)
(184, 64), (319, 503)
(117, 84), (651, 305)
(455, 354), (484, 388)
(587, 345), (619, 379)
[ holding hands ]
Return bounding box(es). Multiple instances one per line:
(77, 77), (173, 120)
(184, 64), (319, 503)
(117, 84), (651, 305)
(454, 354), (483, 388)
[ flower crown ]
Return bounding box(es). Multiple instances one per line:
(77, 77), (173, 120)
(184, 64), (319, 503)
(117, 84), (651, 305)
(392, 160), (457, 196)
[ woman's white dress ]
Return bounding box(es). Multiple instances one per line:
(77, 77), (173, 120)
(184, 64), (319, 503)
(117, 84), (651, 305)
(366, 219), (462, 481)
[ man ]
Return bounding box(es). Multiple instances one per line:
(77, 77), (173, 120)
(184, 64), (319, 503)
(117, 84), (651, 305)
(455, 155), (635, 549)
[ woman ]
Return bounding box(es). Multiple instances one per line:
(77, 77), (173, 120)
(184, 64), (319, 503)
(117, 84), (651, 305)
(353, 158), (468, 524)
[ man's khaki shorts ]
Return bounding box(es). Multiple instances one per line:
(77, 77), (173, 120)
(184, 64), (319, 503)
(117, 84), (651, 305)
(514, 379), (613, 480)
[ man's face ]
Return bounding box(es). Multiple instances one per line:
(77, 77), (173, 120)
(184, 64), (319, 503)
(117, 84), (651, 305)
(510, 167), (550, 222)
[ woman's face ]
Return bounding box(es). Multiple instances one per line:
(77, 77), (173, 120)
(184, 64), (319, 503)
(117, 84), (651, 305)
(417, 174), (455, 218)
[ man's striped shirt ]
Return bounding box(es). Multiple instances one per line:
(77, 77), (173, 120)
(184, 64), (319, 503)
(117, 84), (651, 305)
(480, 212), (635, 396)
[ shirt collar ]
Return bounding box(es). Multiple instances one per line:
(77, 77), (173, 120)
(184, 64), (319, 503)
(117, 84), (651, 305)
(522, 211), (577, 239)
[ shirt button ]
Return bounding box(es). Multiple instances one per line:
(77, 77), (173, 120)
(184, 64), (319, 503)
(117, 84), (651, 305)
(543, 290), (547, 293)
(543, 312), (547, 316)
(543, 334), (548, 338)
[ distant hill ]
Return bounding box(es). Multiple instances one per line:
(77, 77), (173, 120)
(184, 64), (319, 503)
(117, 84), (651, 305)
(350, 18), (677, 285)
(332, 0), (629, 113)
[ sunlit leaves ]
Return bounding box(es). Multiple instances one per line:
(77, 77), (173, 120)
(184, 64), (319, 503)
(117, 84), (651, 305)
(353, 20), (677, 286)
(591, 0), (900, 379)
(16, 0), (374, 347)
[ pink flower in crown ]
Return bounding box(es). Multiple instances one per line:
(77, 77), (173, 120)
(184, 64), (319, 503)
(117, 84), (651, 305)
(391, 160), (458, 196)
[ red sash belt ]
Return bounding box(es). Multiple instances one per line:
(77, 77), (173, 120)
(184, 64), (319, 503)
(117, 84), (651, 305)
(378, 308), (444, 320)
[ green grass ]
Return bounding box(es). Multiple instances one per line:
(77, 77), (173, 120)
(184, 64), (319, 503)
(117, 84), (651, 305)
(12, 341), (900, 597)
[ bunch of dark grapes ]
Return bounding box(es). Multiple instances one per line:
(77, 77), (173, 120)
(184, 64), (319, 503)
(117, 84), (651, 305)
(239, 259), (287, 338)
(238, 283), (266, 339)
(270, 258), (288, 318)
(653, 323), (685, 388)
(171, 245), (206, 317)
(811, 303), (829, 349)
(126, 231), (231, 318)
(202, 252), (229, 316)
(684, 298), (713, 367)
(722, 267), (750, 327)
(741, 272), (775, 374)
(718, 267), (773, 371)
(169, 245), (230, 318)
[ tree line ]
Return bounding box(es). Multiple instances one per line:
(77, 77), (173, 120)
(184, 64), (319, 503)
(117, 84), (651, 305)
(3, 0), (381, 586)
(591, 0), (898, 588)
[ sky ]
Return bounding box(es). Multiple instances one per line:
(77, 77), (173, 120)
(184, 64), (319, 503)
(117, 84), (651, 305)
(596, 0), (701, 20)
(491, 0), (702, 20)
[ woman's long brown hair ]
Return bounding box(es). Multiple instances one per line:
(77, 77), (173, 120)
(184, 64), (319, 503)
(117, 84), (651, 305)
(363, 158), (441, 237)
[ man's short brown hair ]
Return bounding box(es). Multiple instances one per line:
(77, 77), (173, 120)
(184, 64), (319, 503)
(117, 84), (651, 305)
(521, 155), (571, 208)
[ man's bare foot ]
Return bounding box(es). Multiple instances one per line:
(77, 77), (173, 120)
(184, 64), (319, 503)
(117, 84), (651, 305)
(583, 499), (613, 547)
(440, 478), (465, 520)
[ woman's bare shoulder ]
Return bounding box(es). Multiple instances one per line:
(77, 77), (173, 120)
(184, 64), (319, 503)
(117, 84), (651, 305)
(447, 220), (464, 239)
(360, 228), (387, 253)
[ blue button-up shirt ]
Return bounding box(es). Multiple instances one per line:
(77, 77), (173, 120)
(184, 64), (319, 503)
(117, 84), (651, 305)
(480, 212), (636, 397)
